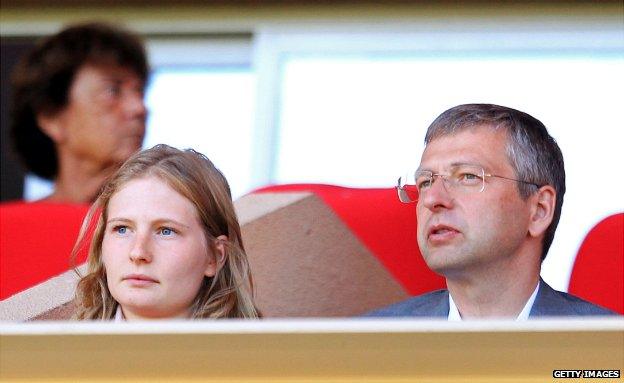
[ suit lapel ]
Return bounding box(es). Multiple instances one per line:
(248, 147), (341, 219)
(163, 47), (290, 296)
(529, 279), (565, 317)
(431, 290), (450, 317)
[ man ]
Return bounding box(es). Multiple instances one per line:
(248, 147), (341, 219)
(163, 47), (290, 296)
(368, 104), (613, 319)
(10, 22), (148, 203)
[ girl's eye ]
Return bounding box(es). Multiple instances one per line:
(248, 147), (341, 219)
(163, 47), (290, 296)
(158, 227), (175, 236)
(114, 226), (128, 235)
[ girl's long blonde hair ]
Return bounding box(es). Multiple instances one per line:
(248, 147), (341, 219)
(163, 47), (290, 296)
(73, 144), (258, 319)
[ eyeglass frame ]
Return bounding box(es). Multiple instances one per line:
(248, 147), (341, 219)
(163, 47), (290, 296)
(396, 164), (542, 203)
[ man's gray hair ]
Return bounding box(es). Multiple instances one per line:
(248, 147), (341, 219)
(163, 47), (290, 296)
(424, 104), (565, 261)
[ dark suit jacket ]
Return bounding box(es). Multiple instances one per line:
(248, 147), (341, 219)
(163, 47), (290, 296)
(366, 279), (616, 317)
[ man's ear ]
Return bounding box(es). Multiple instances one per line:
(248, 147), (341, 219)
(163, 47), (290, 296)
(204, 235), (228, 278)
(528, 185), (556, 238)
(36, 112), (66, 143)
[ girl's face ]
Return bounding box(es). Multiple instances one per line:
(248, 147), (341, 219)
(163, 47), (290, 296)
(101, 176), (216, 320)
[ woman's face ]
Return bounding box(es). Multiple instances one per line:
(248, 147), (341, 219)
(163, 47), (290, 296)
(101, 175), (216, 320)
(41, 64), (146, 168)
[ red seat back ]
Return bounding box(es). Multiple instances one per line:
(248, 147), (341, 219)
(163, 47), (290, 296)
(0, 202), (89, 300)
(569, 212), (624, 314)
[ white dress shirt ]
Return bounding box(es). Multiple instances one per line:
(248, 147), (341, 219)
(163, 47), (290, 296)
(448, 282), (540, 321)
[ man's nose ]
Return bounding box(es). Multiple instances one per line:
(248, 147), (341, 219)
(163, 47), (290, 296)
(129, 232), (152, 263)
(420, 175), (454, 211)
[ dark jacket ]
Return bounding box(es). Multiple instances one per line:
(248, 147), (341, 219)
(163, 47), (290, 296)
(365, 279), (616, 318)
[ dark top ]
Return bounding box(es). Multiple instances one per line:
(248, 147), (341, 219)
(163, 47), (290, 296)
(365, 279), (617, 318)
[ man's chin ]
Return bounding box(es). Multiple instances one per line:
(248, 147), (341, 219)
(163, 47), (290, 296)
(423, 251), (469, 277)
(427, 263), (454, 277)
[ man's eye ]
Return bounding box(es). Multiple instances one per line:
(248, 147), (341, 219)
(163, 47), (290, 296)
(417, 179), (432, 190)
(458, 172), (482, 184)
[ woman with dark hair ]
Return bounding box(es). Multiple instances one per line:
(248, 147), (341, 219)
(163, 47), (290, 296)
(10, 21), (148, 203)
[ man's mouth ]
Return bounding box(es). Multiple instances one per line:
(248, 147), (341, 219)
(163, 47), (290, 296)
(427, 224), (461, 243)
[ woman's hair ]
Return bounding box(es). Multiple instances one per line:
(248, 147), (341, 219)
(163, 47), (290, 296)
(73, 144), (258, 319)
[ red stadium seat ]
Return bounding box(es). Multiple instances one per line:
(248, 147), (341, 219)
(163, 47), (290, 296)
(569, 213), (624, 314)
(0, 202), (90, 300)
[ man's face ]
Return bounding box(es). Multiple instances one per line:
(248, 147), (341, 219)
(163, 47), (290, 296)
(50, 63), (147, 167)
(416, 127), (533, 278)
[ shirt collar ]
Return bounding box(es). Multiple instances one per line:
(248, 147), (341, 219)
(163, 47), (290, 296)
(447, 282), (540, 321)
(114, 305), (125, 322)
(448, 293), (462, 321)
(517, 282), (540, 320)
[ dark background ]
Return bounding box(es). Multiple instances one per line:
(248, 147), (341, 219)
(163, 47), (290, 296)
(1, 38), (36, 202)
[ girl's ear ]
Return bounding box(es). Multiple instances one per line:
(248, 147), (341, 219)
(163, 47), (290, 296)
(205, 235), (227, 277)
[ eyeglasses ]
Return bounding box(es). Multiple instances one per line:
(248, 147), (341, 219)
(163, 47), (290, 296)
(397, 164), (540, 203)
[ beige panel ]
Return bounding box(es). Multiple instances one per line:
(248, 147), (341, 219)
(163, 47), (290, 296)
(0, 264), (86, 321)
(1, 319), (622, 382)
(32, 301), (76, 321)
(240, 192), (408, 317)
